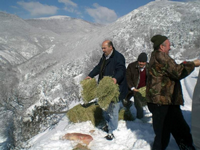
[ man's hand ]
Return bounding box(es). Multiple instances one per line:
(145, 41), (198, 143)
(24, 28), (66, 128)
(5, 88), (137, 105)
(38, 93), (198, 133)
(85, 76), (92, 79)
(133, 88), (139, 92)
(112, 78), (117, 84)
(194, 59), (200, 67)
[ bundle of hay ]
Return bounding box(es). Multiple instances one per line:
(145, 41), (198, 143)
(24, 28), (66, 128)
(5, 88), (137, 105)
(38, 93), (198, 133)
(80, 78), (97, 103)
(138, 86), (146, 97)
(96, 76), (120, 109)
(67, 104), (103, 126)
(135, 86), (147, 106)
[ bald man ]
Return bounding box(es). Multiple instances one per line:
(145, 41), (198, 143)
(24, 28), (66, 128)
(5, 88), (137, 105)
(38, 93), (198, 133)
(86, 40), (128, 140)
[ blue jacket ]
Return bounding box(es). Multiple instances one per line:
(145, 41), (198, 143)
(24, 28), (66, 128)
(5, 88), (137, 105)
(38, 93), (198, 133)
(88, 49), (128, 100)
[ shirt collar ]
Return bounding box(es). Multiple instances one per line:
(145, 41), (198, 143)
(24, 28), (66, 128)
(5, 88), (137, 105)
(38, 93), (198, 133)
(105, 50), (113, 60)
(140, 66), (146, 72)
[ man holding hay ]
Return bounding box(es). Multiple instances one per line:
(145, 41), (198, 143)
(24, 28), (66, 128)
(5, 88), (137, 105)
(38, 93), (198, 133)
(146, 35), (200, 150)
(85, 40), (128, 140)
(126, 52), (148, 119)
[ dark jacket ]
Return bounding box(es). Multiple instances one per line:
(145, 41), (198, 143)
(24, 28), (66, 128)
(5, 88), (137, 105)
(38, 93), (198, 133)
(126, 61), (149, 91)
(88, 49), (128, 100)
(146, 50), (195, 105)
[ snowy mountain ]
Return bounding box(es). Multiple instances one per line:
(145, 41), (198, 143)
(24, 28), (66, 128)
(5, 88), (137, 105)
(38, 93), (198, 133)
(26, 16), (103, 36)
(107, 0), (200, 63)
(0, 0), (200, 149)
(0, 12), (57, 61)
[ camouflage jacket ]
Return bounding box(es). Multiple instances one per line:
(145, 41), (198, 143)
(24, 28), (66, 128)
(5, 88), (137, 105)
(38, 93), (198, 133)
(146, 50), (195, 105)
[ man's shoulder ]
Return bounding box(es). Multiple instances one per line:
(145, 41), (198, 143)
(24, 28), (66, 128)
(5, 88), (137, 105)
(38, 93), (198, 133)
(154, 50), (169, 58)
(115, 49), (123, 55)
(153, 51), (172, 63)
(114, 50), (125, 59)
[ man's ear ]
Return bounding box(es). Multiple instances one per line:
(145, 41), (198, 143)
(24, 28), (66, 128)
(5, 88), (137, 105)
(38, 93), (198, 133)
(159, 45), (164, 52)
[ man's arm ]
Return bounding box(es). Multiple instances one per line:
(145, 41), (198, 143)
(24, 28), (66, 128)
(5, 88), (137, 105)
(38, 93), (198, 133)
(113, 54), (126, 84)
(126, 64), (135, 89)
(156, 52), (196, 80)
(88, 58), (102, 78)
(126, 63), (139, 92)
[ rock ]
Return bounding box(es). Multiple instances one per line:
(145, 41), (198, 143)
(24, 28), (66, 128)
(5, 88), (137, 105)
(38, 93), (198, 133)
(62, 133), (93, 145)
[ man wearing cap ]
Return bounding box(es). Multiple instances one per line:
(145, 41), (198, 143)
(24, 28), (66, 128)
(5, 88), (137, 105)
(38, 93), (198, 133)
(126, 52), (148, 119)
(146, 34), (200, 150)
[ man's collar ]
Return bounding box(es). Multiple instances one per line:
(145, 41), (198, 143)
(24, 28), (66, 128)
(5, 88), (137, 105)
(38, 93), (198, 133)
(140, 66), (146, 71)
(136, 63), (146, 70)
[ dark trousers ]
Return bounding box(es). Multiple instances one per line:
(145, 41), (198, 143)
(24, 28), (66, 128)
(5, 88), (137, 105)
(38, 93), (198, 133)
(147, 103), (195, 150)
(126, 91), (143, 119)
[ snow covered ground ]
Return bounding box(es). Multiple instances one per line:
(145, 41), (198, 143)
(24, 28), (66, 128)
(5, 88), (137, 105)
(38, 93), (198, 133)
(27, 67), (200, 150)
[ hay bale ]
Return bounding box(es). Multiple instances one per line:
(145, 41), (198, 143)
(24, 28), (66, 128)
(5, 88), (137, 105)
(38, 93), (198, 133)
(96, 76), (119, 109)
(135, 86), (147, 106)
(118, 109), (134, 121)
(67, 104), (103, 126)
(80, 78), (97, 103)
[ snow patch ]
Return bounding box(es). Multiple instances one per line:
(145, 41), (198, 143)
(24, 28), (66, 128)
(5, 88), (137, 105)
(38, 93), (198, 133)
(46, 45), (55, 54)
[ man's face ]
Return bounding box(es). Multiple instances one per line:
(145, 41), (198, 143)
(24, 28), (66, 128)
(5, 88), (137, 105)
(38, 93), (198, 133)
(160, 39), (171, 54)
(102, 41), (113, 56)
(138, 61), (147, 68)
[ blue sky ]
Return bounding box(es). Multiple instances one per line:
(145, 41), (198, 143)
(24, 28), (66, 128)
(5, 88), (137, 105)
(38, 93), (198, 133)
(0, 0), (186, 24)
